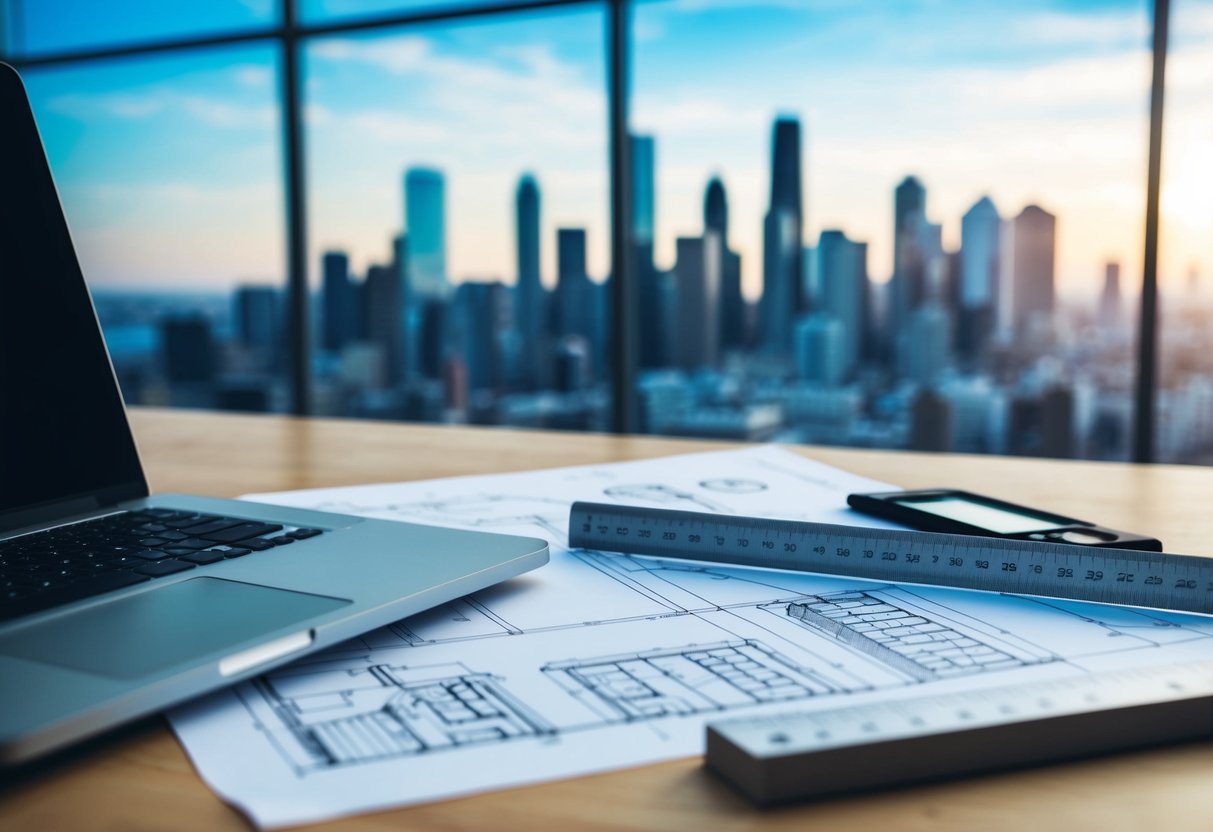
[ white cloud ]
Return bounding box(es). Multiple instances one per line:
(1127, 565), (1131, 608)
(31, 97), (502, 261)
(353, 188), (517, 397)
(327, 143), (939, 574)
(48, 90), (274, 129)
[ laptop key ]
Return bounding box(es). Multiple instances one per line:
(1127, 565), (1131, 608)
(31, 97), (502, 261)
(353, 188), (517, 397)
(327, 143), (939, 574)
(242, 539), (276, 551)
(131, 549), (173, 561)
(288, 528), (323, 540)
(201, 522), (283, 544)
(134, 560), (195, 578)
(220, 547), (252, 558)
(181, 518), (248, 536)
(181, 550), (227, 565)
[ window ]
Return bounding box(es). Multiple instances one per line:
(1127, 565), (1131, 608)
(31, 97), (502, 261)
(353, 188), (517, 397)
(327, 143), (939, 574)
(19, 47), (287, 412)
(2, 1), (276, 57)
(631, 0), (1153, 457)
(1155, 0), (1213, 463)
(305, 8), (611, 427)
(0, 0), (1194, 464)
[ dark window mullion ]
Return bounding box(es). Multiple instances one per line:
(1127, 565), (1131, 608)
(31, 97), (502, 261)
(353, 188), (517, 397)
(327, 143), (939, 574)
(1133, 0), (1171, 463)
(282, 0), (310, 416)
(609, 0), (636, 433)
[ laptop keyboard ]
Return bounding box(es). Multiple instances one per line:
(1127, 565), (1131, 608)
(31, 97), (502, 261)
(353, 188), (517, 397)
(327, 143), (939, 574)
(0, 508), (325, 624)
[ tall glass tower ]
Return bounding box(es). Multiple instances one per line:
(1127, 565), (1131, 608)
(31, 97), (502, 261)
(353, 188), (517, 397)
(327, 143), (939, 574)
(761, 117), (804, 354)
(404, 167), (448, 300)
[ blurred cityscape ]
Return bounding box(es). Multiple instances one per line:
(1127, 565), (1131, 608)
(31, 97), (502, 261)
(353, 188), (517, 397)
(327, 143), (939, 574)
(95, 115), (1213, 464)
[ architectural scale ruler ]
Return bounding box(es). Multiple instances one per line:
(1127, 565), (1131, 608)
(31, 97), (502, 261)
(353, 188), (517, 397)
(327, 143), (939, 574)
(567, 502), (1213, 617)
(704, 661), (1213, 804)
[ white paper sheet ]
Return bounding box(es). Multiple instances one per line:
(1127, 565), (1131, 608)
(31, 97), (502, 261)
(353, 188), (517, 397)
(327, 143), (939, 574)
(168, 446), (1213, 828)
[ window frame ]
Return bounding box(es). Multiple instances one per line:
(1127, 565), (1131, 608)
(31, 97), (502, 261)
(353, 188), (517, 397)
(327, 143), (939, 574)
(0, 0), (1170, 459)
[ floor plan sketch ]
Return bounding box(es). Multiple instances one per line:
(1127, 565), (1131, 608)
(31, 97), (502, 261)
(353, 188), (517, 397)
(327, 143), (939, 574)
(777, 589), (1046, 682)
(542, 640), (838, 723)
(167, 447), (1213, 829)
(244, 661), (552, 775)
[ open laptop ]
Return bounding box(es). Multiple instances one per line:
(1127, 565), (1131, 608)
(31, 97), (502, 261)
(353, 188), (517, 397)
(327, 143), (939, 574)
(0, 62), (549, 766)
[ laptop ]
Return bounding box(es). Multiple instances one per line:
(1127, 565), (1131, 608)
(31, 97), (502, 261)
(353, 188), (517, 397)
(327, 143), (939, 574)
(0, 62), (549, 766)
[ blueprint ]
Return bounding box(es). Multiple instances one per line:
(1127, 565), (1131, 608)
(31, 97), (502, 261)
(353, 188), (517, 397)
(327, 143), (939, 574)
(168, 446), (1213, 828)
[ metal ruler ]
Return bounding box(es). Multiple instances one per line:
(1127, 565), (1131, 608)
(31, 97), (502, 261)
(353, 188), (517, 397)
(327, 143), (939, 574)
(567, 502), (1213, 617)
(705, 661), (1213, 805)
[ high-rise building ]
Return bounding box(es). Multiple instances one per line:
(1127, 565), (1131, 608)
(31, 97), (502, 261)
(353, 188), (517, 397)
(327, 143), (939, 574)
(232, 285), (280, 354)
(404, 167), (447, 300)
(901, 303), (951, 383)
(1010, 204), (1056, 336)
(632, 134), (665, 369)
(321, 250), (357, 353)
(890, 175), (927, 341)
(794, 313), (846, 386)
(816, 230), (868, 380)
(705, 177), (745, 351)
(364, 261), (404, 386)
(958, 196), (1001, 361)
(515, 174), (545, 386)
(631, 135), (655, 248)
(673, 234), (722, 370)
(910, 387), (954, 452)
(1040, 385), (1075, 458)
(162, 315), (215, 385)
(557, 228), (592, 344)
(456, 281), (509, 393)
(761, 117), (804, 355)
(1100, 261), (1123, 329)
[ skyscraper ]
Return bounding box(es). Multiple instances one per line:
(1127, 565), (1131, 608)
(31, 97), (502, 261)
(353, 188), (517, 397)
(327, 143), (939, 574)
(959, 195), (1001, 361)
(364, 260), (404, 386)
(633, 134), (665, 369)
(233, 285), (280, 354)
(557, 228), (592, 344)
(761, 117), (804, 355)
(705, 177), (745, 351)
(631, 135), (655, 249)
(162, 315), (216, 385)
(795, 313), (846, 386)
(456, 281), (509, 393)
(890, 176), (927, 344)
(673, 233), (722, 370)
(321, 250), (357, 353)
(515, 174), (544, 386)
(1011, 204), (1056, 336)
(816, 229), (868, 381)
(404, 167), (447, 300)
(1100, 261), (1123, 329)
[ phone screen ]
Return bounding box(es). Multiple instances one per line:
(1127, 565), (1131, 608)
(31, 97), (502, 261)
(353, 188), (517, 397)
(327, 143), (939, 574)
(895, 496), (1061, 534)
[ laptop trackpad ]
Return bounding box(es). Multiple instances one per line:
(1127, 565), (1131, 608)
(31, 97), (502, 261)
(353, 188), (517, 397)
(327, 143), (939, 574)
(0, 578), (350, 679)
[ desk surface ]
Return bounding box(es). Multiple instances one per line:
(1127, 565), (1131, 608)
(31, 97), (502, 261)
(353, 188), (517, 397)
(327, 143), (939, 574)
(4, 408), (1213, 831)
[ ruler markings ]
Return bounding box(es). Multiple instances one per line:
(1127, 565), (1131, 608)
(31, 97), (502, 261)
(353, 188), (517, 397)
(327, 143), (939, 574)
(568, 502), (1213, 617)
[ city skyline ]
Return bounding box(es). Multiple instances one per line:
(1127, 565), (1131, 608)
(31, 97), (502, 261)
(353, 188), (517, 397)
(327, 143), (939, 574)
(15, 0), (1211, 300)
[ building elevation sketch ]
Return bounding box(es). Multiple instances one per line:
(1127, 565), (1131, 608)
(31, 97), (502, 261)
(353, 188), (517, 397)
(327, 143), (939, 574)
(168, 447), (1213, 829)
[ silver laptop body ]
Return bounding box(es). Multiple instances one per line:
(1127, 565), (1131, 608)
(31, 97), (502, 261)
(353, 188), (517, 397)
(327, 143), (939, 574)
(0, 61), (549, 765)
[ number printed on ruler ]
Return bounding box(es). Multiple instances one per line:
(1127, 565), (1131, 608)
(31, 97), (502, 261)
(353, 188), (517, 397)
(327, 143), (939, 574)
(568, 502), (1213, 617)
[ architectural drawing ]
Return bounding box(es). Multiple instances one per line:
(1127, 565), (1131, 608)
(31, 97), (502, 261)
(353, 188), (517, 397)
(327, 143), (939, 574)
(168, 447), (1213, 829)
(542, 640), (837, 722)
(244, 661), (552, 775)
(779, 589), (1042, 682)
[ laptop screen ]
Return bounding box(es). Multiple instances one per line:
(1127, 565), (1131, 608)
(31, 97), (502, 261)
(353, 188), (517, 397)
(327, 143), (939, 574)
(0, 64), (147, 529)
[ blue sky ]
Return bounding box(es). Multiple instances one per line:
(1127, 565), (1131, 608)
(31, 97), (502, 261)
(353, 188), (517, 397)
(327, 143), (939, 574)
(9, 0), (1211, 298)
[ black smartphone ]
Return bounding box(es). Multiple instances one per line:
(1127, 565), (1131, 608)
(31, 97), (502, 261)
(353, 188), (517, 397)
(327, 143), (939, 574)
(846, 489), (1162, 552)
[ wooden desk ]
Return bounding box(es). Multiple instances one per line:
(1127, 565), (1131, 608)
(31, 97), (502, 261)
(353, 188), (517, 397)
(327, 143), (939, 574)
(4, 408), (1213, 831)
